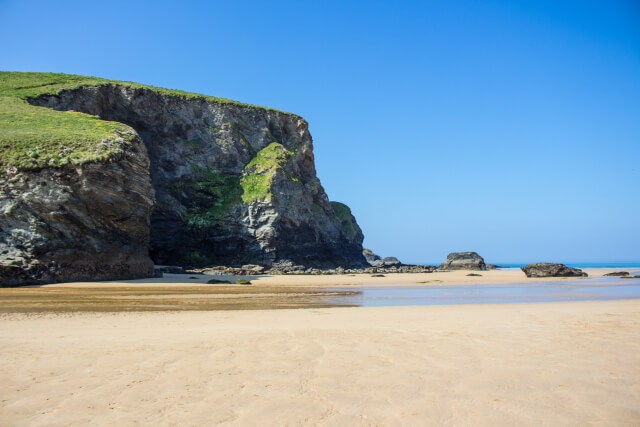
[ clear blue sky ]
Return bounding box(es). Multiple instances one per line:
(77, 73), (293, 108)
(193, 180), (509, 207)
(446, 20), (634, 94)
(1, 0), (638, 264)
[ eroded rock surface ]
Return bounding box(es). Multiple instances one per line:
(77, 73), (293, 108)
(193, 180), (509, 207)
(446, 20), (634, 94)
(29, 85), (365, 269)
(0, 133), (155, 285)
(363, 249), (403, 267)
(438, 252), (487, 271)
(521, 263), (587, 278)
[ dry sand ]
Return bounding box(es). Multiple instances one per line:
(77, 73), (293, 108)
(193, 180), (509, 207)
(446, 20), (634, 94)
(1, 300), (639, 426)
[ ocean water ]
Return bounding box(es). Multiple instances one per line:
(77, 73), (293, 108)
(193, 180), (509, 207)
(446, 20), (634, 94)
(505, 262), (640, 269)
(436, 262), (640, 269)
(325, 277), (640, 307)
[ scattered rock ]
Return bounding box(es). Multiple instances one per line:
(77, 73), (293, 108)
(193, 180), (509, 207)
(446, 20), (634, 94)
(603, 271), (630, 277)
(241, 264), (265, 273)
(371, 274), (385, 277)
(380, 257), (401, 266)
(235, 278), (252, 285)
(363, 248), (381, 265)
(466, 273), (482, 276)
(438, 252), (487, 271)
(187, 263), (437, 276)
(521, 263), (587, 278)
(362, 249), (402, 267)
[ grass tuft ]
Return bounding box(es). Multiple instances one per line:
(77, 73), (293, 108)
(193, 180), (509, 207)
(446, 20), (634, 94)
(240, 142), (296, 203)
(0, 97), (134, 172)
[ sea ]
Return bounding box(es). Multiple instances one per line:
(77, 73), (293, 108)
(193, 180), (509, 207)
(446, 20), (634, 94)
(495, 262), (640, 269)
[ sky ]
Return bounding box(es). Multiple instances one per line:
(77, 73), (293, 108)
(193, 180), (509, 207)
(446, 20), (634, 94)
(1, 0), (638, 264)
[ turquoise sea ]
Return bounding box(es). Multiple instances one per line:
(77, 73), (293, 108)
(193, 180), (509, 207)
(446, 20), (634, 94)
(495, 262), (640, 269)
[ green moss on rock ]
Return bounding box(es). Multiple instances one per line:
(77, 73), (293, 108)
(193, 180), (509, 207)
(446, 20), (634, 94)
(183, 165), (242, 228)
(240, 142), (295, 203)
(330, 201), (357, 237)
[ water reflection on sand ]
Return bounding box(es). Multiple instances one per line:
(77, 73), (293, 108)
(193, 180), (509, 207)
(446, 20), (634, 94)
(327, 277), (640, 307)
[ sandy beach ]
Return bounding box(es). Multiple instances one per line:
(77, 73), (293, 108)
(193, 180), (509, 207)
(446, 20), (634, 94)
(1, 271), (639, 426)
(18, 267), (635, 289)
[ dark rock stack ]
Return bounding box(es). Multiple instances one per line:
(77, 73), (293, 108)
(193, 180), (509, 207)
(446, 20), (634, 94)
(521, 263), (587, 278)
(0, 132), (155, 285)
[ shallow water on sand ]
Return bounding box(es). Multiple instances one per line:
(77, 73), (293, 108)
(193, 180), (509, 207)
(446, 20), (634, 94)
(327, 277), (640, 307)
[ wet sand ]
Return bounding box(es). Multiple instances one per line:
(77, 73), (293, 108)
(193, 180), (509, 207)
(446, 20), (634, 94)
(1, 268), (635, 313)
(1, 300), (639, 426)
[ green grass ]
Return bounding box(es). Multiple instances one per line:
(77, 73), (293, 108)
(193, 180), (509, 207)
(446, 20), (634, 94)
(240, 142), (296, 203)
(235, 278), (252, 285)
(184, 165), (242, 228)
(0, 96), (134, 171)
(330, 201), (357, 237)
(0, 71), (294, 173)
(0, 71), (293, 114)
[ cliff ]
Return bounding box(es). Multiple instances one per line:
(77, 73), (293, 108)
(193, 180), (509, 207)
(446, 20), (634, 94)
(0, 72), (365, 284)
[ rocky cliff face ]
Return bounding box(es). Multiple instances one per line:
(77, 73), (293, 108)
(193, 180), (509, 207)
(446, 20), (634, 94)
(0, 132), (155, 285)
(29, 85), (365, 269)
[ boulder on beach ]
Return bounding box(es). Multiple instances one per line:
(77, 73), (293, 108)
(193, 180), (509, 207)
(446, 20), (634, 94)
(521, 263), (587, 278)
(363, 249), (401, 267)
(380, 257), (401, 266)
(438, 252), (486, 271)
(363, 248), (382, 266)
(603, 271), (629, 277)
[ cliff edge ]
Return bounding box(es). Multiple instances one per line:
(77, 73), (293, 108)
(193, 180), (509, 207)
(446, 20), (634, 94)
(0, 72), (365, 284)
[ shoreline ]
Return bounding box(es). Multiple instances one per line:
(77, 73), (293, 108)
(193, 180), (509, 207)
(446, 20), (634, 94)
(2, 268), (638, 314)
(23, 267), (638, 289)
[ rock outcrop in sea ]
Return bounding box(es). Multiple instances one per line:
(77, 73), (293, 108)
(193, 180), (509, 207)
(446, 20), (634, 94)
(438, 252), (487, 271)
(0, 72), (366, 285)
(521, 263), (587, 278)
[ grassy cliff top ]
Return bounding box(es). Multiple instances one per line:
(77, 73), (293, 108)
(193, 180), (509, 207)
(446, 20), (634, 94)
(0, 71), (292, 114)
(0, 96), (135, 172)
(0, 71), (293, 173)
